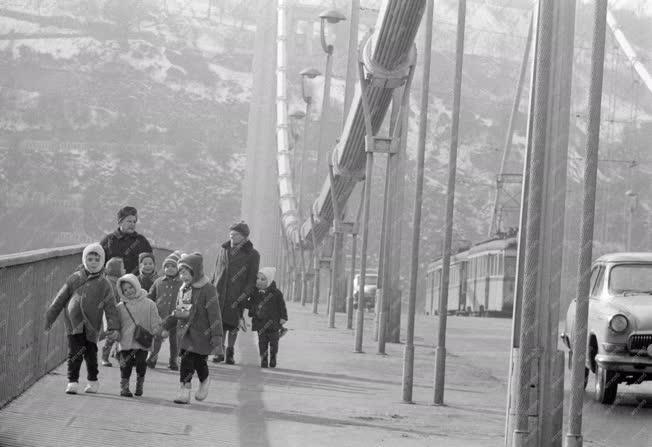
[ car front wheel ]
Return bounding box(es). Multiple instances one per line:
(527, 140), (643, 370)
(594, 364), (618, 404)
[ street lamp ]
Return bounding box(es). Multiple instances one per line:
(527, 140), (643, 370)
(315, 9), (346, 195)
(625, 190), (638, 251)
(317, 9), (346, 328)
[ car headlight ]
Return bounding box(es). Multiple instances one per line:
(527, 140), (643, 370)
(609, 314), (629, 333)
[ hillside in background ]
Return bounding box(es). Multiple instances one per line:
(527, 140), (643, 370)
(1, 0), (652, 311)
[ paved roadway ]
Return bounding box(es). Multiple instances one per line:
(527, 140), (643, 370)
(1, 302), (650, 446)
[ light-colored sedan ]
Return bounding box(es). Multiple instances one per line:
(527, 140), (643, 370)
(561, 253), (652, 404)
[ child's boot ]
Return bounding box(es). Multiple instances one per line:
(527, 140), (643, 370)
(260, 353), (268, 368)
(134, 376), (145, 396)
(269, 353), (277, 368)
(225, 347), (235, 365)
(174, 383), (191, 404)
(65, 382), (79, 394)
(120, 378), (133, 397)
(195, 376), (211, 401)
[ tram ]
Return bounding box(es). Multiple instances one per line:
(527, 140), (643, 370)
(424, 236), (517, 317)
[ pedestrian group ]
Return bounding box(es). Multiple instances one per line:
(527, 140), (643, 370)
(45, 206), (288, 404)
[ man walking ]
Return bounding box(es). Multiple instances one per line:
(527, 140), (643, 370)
(211, 222), (260, 364)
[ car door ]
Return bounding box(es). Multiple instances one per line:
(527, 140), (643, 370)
(567, 265), (602, 343)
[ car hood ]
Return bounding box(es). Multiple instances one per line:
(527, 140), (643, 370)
(607, 295), (652, 330)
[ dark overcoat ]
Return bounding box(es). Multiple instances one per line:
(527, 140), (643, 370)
(211, 240), (260, 328)
(100, 229), (152, 275)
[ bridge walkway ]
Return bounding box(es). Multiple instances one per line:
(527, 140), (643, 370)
(0, 303), (507, 447)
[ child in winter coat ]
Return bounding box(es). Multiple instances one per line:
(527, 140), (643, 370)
(137, 252), (159, 292)
(172, 252), (223, 404)
(101, 257), (126, 366)
(45, 243), (120, 394)
(146, 251), (183, 370)
(247, 267), (287, 368)
(115, 274), (162, 397)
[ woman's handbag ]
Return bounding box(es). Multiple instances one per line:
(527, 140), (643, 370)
(123, 303), (154, 349)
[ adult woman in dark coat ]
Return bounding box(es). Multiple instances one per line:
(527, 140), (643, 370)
(211, 222), (260, 365)
(100, 206), (153, 275)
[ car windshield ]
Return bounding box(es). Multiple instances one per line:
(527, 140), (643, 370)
(609, 264), (652, 295)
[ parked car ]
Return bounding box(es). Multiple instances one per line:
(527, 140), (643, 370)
(353, 272), (378, 312)
(561, 253), (652, 404)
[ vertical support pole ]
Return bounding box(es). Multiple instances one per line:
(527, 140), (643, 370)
(566, 2), (607, 446)
(403, 0), (433, 404)
(355, 151), (373, 353)
(387, 66), (414, 344)
(375, 89), (402, 342)
(505, 9), (537, 441)
(343, 0), (361, 123)
(354, 60), (375, 354)
(298, 99), (312, 213)
(376, 149), (394, 350)
(310, 212), (320, 314)
(348, 185), (365, 330)
(537, 1), (575, 444)
(328, 163), (342, 329)
(347, 234), (358, 330)
(299, 236), (308, 306)
(433, 0), (465, 406)
(513, 0), (575, 447)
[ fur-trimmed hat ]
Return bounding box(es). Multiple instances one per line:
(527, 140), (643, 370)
(229, 221), (250, 237)
(117, 206), (138, 223)
(138, 252), (155, 265)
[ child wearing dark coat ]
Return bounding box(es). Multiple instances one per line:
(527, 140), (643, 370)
(247, 267), (287, 368)
(146, 251), (183, 370)
(45, 243), (120, 394)
(137, 252), (159, 292)
(172, 252), (223, 404)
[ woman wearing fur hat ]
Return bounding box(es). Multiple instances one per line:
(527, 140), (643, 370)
(174, 252), (223, 404)
(100, 206), (153, 275)
(146, 250), (183, 370)
(115, 274), (162, 397)
(45, 243), (120, 394)
(247, 267), (287, 368)
(211, 221), (260, 365)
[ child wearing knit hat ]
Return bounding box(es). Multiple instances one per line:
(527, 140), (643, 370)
(45, 243), (120, 394)
(146, 251), (183, 370)
(137, 252), (159, 293)
(172, 252), (222, 404)
(247, 267), (288, 368)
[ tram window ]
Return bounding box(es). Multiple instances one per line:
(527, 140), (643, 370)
(505, 256), (516, 276)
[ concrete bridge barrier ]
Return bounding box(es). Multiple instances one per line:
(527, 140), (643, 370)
(0, 244), (171, 408)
